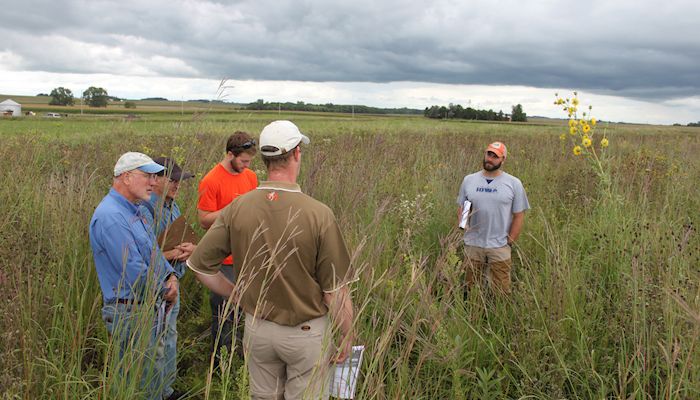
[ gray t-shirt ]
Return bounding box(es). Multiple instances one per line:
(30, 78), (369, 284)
(456, 171), (530, 248)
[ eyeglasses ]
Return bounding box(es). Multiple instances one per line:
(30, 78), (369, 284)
(230, 140), (256, 151)
(129, 170), (157, 180)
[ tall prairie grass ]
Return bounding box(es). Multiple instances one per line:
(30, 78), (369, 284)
(0, 114), (698, 399)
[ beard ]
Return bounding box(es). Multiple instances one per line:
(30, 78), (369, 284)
(483, 159), (502, 171)
(230, 159), (244, 173)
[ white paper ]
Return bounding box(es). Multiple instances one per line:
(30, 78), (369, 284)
(459, 200), (471, 230)
(330, 345), (365, 399)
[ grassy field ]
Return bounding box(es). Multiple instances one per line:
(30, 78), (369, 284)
(0, 110), (698, 399)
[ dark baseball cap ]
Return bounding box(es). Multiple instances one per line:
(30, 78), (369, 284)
(153, 157), (194, 181)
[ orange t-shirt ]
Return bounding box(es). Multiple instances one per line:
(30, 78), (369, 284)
(197, 163), (258, 265)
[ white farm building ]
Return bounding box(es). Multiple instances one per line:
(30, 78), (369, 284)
(1, 99), (21, 117)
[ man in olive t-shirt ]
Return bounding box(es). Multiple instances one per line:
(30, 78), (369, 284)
(187, 120), (354, 399)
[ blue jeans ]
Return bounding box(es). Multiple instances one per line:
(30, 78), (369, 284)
(162, 290), (180, 398)
(102, 301), (167, 400)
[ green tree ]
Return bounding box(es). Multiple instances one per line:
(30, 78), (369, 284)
(82, 87), (109, 107)
(49, 87), (74, 106)
(124, 101), (136, 109)
(511, 104), (527, 122)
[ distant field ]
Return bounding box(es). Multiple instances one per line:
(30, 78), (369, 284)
(0, 93), (246, 115)
(0, 111), (697, 399)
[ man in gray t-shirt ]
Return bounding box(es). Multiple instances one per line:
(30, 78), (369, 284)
(456, 141), (529, 294)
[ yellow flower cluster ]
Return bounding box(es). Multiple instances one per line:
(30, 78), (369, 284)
(554, 92), (609, 156)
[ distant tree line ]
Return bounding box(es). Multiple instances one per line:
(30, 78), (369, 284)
(44, 86), (130, 108)
(424, 103), (527, 122)
(687, 121), (700, 127)
(245, 99), (423, 115)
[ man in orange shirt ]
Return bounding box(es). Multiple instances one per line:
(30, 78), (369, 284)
(197, 131), (258, 361)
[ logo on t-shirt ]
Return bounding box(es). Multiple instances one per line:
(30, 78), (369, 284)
(267, 191), (279, 201)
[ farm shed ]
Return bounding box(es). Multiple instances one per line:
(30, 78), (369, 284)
(1, 99), (21, 117)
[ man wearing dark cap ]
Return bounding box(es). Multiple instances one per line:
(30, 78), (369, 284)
(457, 141), (530, 295)
(197, 131), (258, 361)
(139, 157), (195, 400)
(89, 152), (178, 399)
(188, 120), (355, 399)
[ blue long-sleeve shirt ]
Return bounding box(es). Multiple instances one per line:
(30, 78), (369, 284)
(89, 188), (174, 303)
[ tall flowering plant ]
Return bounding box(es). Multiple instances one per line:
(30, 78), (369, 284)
(555, 92), (612, 196)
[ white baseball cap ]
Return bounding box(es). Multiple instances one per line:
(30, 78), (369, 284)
(113, 152), (165, 176)
(259, 120), (310, 156)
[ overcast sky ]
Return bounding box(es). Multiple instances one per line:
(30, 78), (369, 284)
(1, 0), (699, 124)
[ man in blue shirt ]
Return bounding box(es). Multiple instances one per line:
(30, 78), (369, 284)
(89, 152), (179, 399)
(140, 157), (195, 400)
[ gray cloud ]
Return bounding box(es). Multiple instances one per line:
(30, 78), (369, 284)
(2, 0), (699, 102)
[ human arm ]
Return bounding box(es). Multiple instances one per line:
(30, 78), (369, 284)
(456, 177), (470, 226)
(189, 267), (235, 297)
(197, 209), (221, 230)
(187, 210), (234, 296)
(97, 218), (175, 298)
(508, 211), (525, 246)
(323, 286), (354, 363)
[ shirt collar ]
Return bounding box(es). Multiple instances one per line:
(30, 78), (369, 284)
(257, 181), (302, 192)
(108, 187), (139, 213)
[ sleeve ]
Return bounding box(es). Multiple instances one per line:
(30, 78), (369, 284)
(456, 177), (468, 205)
(197, 176), (219, 212)
(511, 179), (530, 213)
(316, 213), (353, 292)
(100, 219), (174, 292)
(186, 207), (232, 275)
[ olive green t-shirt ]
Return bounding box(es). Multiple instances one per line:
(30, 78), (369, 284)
(187, 181), (352, 326)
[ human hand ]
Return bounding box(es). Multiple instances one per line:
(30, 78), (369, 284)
(175, 242), (196, 260)
(333, 332), (353, 364)
(163, 275), (179, 303)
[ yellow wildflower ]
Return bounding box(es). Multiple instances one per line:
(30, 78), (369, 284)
(560, 133), (566, 140)
(601, 138), (609, 148)
(568, 119), (576, 127)
(570, 126), (577, 135)
(572, 98), (579, 106)
(582, 137), (592, 147)
(583, 124), (591, 133)
(573, 146), (582, 156)
(569, 106), (577, 114)
(591, 117), (597, 126)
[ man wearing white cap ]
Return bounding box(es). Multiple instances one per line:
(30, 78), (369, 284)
(456, 141), (530, 295)
(89, 152), (179, 399)
(187, 121), (355, 399)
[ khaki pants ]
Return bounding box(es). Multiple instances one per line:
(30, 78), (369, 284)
(463, 245), (512, 295)
(244, 313), (331, 400)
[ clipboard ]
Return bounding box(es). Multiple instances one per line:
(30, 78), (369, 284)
(459, 200), (472, 230)
(157, 215), (199, 252)
(330, 345), (365, 399)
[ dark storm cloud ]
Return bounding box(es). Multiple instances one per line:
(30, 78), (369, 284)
(2, 0), (698, 101)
